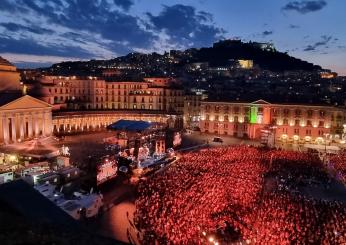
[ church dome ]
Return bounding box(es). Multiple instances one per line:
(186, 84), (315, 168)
(0, 56), (21, 91)
(0, 56), (17, 72)
(0, 56), (14, 67)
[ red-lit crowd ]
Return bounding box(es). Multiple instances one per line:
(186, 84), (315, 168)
(134, 146), (346, 244)
(330, 152), (346, 185)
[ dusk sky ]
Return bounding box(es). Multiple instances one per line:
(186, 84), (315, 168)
(0, 0), (345, 75)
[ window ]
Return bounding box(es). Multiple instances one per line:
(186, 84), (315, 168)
(283, 109), (289, 116)
(206, 114), (209, 120)
(224, 124), (228, 129)
(307, 110), (313, 118)
(224, 115), (229, 121)
(215, 115), (219, 121)
(133, 104), (137, 109)
(319, 121), (324, 127)
(319, 110), (326, 118)
(295, 109), (301, 117)
(294, 128), (299, 134)
(295, 120), (300, 126)
(307, 120), (312, 127)
(283, 119), (288, 125)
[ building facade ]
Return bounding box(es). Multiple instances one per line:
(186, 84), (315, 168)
(183, 94), (202, 128)
(0, 95), (53, 144)
(200, 100), (345, 144)
(52, 111), (183, 134)
(0, 56), (21, 92)
(33, 76), (184, 113)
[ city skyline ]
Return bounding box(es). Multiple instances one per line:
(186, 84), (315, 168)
(0, 0), (345, 75)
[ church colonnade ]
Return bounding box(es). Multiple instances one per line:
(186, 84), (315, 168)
(52, 112), (182, 133)
(1, 109), (52, 144)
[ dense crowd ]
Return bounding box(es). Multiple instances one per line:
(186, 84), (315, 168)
(330, 152), (346, 185)
(134, 146), (346, 244)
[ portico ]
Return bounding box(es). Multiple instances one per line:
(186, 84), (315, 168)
(0, 95), (52, 144)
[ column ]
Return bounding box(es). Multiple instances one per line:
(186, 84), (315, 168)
(2, 115), (9, 144)
(46, 112), (53, 135)
(34, 113), (39, 136)
(41, 112), (45, 136)
(11, 117), (17, 143)
(28, 114), (33, 138)
(19, 114), (24, 140)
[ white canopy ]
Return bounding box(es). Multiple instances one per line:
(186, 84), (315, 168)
(303, 144), (340, 153)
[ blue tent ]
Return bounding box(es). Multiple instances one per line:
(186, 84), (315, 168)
(107, 119), (152, 132)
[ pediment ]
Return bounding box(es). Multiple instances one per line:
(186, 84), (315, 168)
(251, 99), (271, 105)
(0, 95), (51, 110)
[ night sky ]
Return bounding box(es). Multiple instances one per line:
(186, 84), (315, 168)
(0, 0), (345, 75)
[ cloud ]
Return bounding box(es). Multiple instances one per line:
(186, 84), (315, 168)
(0, 22), (54, 35)
(0, 0), (156, 54)
(303, 35), (333, 51)
(0, 37), (94, 58)
(282, 0), (327, 14)
(262, 31), (273, 36)
(0, 1), (226, 64)
(0, 53), (84, 68)
(112, 0), (134, 11)
(289, 24), (300, 29)
(147, 4), (225, 48)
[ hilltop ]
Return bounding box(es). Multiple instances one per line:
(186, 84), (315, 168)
(40, 39), (321, 77)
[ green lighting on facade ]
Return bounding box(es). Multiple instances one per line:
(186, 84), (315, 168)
(250, 106), (257, 124)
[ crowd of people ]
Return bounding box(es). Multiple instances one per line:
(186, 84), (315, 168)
(330, 152), (346, 185)
(134, 146), (346, 244)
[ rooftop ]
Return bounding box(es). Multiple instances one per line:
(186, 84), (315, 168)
(0, 56), (14, 67)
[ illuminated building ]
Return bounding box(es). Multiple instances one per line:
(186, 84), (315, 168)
(320, 71), (337, 79)
(0, 56), (21, 91)
(0, 57), (53, 145)
(183, 93), (202, 128)
(0, 95), (53, 144)
(238, 59), (254, 69)
(33, 76), (184, 113)
(200, 100), (345, 143)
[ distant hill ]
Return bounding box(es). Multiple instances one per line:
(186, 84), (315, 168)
(41, 39), (322, 75)
(194, 40), (321, 71)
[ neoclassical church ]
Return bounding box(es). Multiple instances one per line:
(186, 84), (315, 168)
(0, 57), (52, 144)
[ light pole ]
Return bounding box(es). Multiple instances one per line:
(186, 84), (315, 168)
(323, 133), (330, 164)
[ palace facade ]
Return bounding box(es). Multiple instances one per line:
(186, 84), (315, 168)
(200, 100), (345, 144)
(33, 76), (184, 113)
